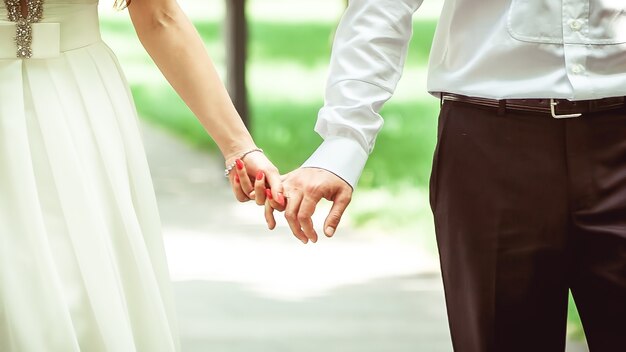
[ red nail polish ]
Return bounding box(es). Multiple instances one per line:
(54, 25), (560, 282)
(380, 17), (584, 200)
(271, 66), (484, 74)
(234, 174), (240, 183)
(265, 189), (273, 199)
(236, 159), (244, 170)
(256, 171), (264, 181)
(277, 193), (285, 206)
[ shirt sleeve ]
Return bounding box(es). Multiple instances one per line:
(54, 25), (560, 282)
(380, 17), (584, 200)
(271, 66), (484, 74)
(301, 0), (423, 189)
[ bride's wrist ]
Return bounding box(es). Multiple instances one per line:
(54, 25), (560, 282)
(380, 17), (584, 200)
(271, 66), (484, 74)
(223, 144), (259, 162)
(223, 147), (264, 177)
(222, 139), (257, 161)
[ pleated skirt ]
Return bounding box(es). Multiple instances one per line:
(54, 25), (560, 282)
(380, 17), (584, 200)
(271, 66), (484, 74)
(0, 41), (180, 351)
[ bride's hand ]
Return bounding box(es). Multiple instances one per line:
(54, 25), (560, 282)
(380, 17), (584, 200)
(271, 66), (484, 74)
(225, 151), (286, 229)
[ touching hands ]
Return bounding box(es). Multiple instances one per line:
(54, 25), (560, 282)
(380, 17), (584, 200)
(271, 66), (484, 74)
(225, 150), (286, 229)
(227, 153), (353, 244)
(269, 168), (353, 244)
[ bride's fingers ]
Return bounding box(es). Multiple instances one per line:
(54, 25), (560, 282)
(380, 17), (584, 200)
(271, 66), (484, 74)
(254, 171), (267, 205)
(264, 191), (277, 230)
(269, 193), (286, 212)
(230, 173), (249, 202)
(234, 159), (254, 199)
(264, 169), (286, 211)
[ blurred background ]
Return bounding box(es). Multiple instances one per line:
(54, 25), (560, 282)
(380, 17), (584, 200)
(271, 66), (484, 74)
(99, 0), (587, 350)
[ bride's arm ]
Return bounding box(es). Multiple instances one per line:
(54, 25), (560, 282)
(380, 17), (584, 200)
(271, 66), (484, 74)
(128, 0), (250, 160)
(127, 0), (284, 212)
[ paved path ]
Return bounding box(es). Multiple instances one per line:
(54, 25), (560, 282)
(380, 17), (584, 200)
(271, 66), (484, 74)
(141, 122), (588, 352)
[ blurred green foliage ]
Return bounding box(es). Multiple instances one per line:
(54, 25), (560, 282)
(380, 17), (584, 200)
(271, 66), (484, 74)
(105, 18), (440, 189)
(568, 293), (585, 341)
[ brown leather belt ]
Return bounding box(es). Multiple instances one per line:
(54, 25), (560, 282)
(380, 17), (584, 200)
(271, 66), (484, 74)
(441, 93), (626, 118)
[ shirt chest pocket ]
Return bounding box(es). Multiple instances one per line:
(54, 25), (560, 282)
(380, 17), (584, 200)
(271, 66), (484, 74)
(507, 0), (626, 45)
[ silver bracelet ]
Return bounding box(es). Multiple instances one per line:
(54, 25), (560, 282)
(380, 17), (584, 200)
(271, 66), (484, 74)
(224, 148), (264, 177)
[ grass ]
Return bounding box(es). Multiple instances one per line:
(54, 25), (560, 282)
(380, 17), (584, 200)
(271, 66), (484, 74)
(568, 292), (586, 341)
(103, 17), (440, 189)
(132, 86), (438, 188)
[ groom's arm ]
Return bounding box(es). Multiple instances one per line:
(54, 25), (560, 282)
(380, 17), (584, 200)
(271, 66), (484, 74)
(282, 0), (424, 243)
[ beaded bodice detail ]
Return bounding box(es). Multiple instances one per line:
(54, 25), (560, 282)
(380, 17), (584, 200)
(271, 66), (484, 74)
(4, 0), (44, 58)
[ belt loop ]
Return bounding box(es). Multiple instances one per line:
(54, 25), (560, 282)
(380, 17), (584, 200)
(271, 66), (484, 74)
(497, 99), (506, 116)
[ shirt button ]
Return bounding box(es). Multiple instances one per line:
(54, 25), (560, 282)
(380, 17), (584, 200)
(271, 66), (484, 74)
(572, 64), (585, 74)
(569, 19), (582, 31)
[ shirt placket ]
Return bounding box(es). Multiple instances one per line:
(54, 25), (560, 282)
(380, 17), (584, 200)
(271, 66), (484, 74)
(561, 0), (594, 99)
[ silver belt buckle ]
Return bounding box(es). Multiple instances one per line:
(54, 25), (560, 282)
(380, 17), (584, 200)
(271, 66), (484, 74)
(550, 99), (582, 119)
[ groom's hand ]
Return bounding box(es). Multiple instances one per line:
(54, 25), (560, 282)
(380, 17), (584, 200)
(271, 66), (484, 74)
(281, 168), (352, 244)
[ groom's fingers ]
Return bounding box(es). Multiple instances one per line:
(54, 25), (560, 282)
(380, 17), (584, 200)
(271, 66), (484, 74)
(323, 189), (352, 237)
(284, 192), (308, 244)
(298, 195), (320, 243)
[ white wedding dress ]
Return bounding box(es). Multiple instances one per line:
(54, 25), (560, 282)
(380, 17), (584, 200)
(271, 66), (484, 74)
(0, 0), (180, 351)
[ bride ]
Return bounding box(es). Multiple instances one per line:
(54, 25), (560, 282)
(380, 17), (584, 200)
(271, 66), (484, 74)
(0, 0), (282, 350)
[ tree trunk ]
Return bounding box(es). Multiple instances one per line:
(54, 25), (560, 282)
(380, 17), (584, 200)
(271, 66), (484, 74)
(225, 0), (249, 128)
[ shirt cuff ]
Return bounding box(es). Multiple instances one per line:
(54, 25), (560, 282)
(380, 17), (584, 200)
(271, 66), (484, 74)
(301, 136), (369, 189)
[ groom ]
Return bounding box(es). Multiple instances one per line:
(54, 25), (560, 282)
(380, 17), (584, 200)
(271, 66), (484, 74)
(263, 0), (626, 351)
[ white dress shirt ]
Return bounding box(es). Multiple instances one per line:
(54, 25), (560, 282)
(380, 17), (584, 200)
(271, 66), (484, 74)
(302, 0), (626, 188)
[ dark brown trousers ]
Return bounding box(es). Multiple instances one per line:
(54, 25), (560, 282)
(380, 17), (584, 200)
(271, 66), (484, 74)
(430, 101), (626, 351)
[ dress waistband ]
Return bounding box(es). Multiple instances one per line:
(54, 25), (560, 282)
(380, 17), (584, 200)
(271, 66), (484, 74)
(0, 7), (101, 59)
